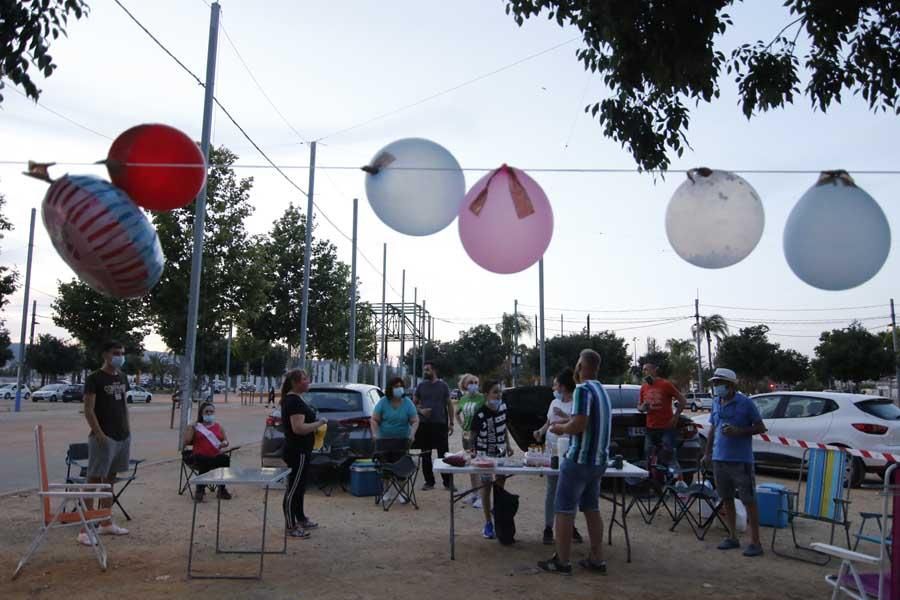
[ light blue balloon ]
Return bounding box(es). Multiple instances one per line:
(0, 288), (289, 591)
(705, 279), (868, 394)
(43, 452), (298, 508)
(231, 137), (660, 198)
(365, 138), (465, 236)
(783, 175), (890, 291)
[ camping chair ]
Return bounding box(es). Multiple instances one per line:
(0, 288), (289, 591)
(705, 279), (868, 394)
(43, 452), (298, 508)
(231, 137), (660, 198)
(13, 426), (113, 579)
(624, 441), (681, 525)
(668, 468), (729, 540)
(813, 463), (897, 600)
(372, 439), (420, 511)
(65, 442), (144, 521)
(853, 512), (893, 556)
(772, 447), (853, 565)
(311, 451), (351, 497)
(178, 444), (242, 499)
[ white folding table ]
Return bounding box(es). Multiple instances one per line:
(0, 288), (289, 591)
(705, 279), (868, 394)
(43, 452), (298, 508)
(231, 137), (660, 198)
(433, 458), (648, 562)
(187, 466), (290, 580)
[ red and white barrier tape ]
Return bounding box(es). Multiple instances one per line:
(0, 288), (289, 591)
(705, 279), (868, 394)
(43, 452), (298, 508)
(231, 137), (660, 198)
(694, 423), (899, 463)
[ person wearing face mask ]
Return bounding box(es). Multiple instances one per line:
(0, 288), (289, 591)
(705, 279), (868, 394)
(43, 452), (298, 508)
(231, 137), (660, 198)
(371, 377), (419, 452)
(637, 362), (687, 478)
(455, 374), (485, 507)
(469, 381), (513, 539)
(79, 341), (132, 546)
(702, 367), (766, 557)
(183, 401), (232, 502)
(414, 361), (454, 491)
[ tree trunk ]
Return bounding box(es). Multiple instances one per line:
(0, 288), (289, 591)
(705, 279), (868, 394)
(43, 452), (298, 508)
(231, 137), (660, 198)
(707, 332), (714, 369)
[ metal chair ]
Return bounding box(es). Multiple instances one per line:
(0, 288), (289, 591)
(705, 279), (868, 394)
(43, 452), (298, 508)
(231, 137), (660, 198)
(65, 441), (144, 521)
(178, 444), (241, 499)
(372, 439), (420, 511)
(668, 468), (729, 540)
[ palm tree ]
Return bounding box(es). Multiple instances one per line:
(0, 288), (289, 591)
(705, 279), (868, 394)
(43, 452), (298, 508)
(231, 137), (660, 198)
(666, 338), (696, 389)
(495, 312), (534, 351)
(692, 314), (729, 369)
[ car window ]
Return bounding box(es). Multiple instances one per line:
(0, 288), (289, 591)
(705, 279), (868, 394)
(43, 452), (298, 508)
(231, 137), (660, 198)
(603, 386), (639, 410)
(753, 395), (783, 419)
(783, 396), (833, 418)
(855, 399), (900, 420)
(367, 389), (380, 406)
(305, 390), (363, 413)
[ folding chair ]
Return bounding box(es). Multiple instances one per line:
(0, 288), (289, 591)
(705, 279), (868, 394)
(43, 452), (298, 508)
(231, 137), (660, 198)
(14, 426), (113, 579)
(311, 452), (351, 497)
(813, 463), (897, 600)
(65, 441), (144, 521)
(853, 511), (893, 555)
(624, 443), (681, 525)
(372, 439), (420, 511)
(178, 445), (242, 499)
(772, 447), (853, 565)
(668, 468), (729, 540)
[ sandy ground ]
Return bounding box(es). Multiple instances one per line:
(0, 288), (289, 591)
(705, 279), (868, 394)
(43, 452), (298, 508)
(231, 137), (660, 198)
(0, 430), (889, 600)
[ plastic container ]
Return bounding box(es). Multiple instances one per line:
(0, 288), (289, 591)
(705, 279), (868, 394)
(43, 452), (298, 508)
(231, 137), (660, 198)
(756, 483), (790, 528)
(313, 423), (327, 450)
(350, 459), (380, 497)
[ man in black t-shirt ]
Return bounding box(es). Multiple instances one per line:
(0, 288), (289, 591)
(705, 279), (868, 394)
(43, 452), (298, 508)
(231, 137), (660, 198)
(79, 341), (132, 546)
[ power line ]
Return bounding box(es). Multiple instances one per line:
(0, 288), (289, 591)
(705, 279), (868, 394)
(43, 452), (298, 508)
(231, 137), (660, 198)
(706, 303), (886, 312)
(8, 87), (113, 140)
(518, 302), (691, 314)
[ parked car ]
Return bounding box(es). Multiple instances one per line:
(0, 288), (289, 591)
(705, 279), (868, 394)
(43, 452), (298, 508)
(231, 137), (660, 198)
(126, 386), (152, 403)
(31, 383), (69, 402)
(212, 379), (227, 393)
(692, 391), (900, 488)
(0, 383), (31, 400)
(62, 384), (84, 403)
(172, 386), (212, 403)
(504, 384), (702, 479)
(239, 382), (256, 392)
(685, 392), (713, 412)
(261, 383), (383, 467)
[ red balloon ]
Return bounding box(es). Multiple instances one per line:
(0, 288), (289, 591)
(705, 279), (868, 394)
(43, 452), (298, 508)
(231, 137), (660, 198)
(107, 124), (206, 211)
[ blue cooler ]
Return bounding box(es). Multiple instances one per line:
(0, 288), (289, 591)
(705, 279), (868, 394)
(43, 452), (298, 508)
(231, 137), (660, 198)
(350, 459), (380, 497)
(756, 483), (790, 528)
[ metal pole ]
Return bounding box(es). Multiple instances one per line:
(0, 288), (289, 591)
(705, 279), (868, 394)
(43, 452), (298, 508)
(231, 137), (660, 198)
(28, 299), (36, 386)
(560, 313), (564, 336)
(587, 314), (591, 338)
(513, 299), (518, 387)
(224, 323), (231, 403)
(694, 298), (704, 393)
(412, 288), (417, 385)
(538, 258), (546, 385)
(179, 1), (220, 447)
(298, 141), (317, 370)
(891, 299), (899, 405)
(399, 269), (406, 377)
(348, 198), (358, 382)
(379, 243), (387, 388)
(14, 208), (35, 413)
(421, 299), (427, 373)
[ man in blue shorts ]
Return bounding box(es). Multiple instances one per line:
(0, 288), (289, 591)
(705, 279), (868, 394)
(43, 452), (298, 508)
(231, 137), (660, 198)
(538, 348), (612, 576)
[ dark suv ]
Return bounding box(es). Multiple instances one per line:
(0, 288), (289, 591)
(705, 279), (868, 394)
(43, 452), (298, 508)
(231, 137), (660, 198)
(62, 384), (84, 403)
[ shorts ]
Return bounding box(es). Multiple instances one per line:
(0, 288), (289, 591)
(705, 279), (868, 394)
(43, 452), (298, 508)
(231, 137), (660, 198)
(554, 458), (606, 515)
(713, 461), (756, 503)
(87, 434), (131, 479)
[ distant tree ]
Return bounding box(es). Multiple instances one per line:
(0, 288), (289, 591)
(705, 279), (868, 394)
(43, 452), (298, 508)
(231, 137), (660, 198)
(448, 325), (506, 378)
(638, 349), (671, 379)
(770, 348), (810, 385)
(403, 341), (455, 380)
(26, 334), (83, 385)
(814, 322), (894, 386)
(715, 325), (780, 391)
(495, 312), (534, 352)
(693, 314), (729, 369)
(505, 1), (900, 171)
(666, 338), (697, 390)
(0, 187), (18, 363)
(525, 331), (630, 382)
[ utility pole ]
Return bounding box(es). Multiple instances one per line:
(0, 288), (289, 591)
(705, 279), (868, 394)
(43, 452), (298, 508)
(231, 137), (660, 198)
(411, 287), (417, 386)
(399, 269), (406, 377)
(14, 208), (35, 413)
(560, 313), (564, 336)
(891, 299), (899, 405)
(539, 258), (546, 385)
(179, 1), (220, 446)
(694, 297), (704, 393)
(513, 299), (519, 387)
(28, 300), (36, 386)
(586, 314), (591, 338)
(379, 243), (387, 388)
(298, 141), (317, 370)
(224, 323), (232, 403)
(348, 198), (358, 382)
(421, 299), (427, 374)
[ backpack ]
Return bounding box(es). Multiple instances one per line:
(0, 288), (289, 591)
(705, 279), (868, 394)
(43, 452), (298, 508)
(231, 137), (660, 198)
(493, 483), (519, 545)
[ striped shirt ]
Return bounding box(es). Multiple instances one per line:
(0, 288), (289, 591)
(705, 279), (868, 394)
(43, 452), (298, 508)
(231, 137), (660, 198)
(566, 380), (612, 466)
(470, 402), (508, 457)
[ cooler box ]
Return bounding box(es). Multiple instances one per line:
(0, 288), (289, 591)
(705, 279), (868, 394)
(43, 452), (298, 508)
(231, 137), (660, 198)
(350, 459), (380, 497)
(756, 483), (790, 528)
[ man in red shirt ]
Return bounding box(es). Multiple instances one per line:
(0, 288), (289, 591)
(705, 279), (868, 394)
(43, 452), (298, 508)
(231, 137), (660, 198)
(638, 363), (687, 476)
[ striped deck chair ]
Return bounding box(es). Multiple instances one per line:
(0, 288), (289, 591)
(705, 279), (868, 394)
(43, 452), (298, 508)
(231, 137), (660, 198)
(13, 425), (113, 579)
(771, 447), (853, 565)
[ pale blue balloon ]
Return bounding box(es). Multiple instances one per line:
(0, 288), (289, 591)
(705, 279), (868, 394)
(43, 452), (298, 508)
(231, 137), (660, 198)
(365, 138), (465, 236)
(784, 175), (891, 291)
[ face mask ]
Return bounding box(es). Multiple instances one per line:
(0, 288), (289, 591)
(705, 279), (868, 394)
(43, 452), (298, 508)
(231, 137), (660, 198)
(713, 384), (729, 398)
(467, 383), (479, 394)
(553, 390), (561, 401)
(425, 372), (434, 380)
(202, 414), (215, 424)
(644, 375), (654, 385)
(110, 355), (125, 369)
(392, 387), (405, 398)
(488, 399), (501, 410)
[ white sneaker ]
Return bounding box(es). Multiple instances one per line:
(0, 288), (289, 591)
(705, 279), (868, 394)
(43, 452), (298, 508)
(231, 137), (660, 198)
(472, 497), (483, 509)
(77, 531), (97, 546)
(97, 523), (129, 536)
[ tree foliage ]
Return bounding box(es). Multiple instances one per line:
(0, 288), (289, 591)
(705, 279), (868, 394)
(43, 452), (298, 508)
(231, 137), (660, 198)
(814, 322), (894, 385)
(0, 0), (89, 105)
(666, 338), (697, 390)
(0, 187), (17, 363)
(526, 331), (630, 382)
(26, 333), (83, 383)
(716, 324), (812, 391)
(504, 0), (900, 170)
(448, 325), (506, 378)
(495, 312), (534, 352)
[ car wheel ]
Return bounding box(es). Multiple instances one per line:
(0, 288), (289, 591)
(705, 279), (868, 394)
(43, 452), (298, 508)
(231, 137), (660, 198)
(51, 395), (57, 403)
(690, 402), (698, 412)
(126, 396), (133, 403)
(146, 395), (151, 403)
(31, 396), (37, 402)
(63, 397), (70, 403)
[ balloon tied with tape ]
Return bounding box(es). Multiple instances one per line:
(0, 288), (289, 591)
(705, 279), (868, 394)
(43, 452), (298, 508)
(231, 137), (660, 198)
(468, 164), (535, 219)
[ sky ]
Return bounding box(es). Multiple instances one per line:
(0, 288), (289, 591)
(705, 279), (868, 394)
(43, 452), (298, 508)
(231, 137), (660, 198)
(1, 0), (898, 366)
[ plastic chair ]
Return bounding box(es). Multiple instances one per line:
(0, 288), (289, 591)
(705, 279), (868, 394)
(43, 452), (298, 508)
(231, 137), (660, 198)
(771, 447), (853, 565)
(13, 425), (113, 579)
(65, 441), (144, 521)
(372, 439), (420, 511)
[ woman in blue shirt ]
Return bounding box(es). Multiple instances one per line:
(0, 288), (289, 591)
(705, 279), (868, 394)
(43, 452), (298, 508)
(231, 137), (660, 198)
(371, 377), (419, 453)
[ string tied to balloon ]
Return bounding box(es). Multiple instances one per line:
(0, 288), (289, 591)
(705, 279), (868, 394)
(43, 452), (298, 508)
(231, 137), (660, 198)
(468, 164), (535, 219)
(817, 170), (855, 187)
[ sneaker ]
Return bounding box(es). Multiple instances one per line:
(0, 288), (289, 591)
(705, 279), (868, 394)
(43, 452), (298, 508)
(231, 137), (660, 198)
(482, 522), (495, 539)
(717, 538), (740, 550)
(573, 528), (584, 544)
(578, 558), (607, 574)
(537, 554), (572, 576)
(472, 496), (483, 509)
(299, 520), (319, 530)
(542, 527), (554, 545)
(77, 531), (97, 546)
(287, 528), (310, 539)
(743, 544), (764, 557)
(97, 523), (129, 536)
(217, 487), (232, 500)
(422, 483), (435, 491)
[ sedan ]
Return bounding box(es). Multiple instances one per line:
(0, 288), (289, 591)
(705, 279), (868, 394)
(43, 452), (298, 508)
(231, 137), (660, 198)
(62, 384), (84, 403)
(261, 383), (383, 467)
(31, 383), (68, 402)
(685, 392), (713, 412)
(0, 383), (31, 400)
(693, 391), (900, 487)
(126, 386), (152, 403)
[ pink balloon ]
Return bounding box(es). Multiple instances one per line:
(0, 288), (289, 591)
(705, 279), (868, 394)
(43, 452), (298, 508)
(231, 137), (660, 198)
(458, 165), (554, 274)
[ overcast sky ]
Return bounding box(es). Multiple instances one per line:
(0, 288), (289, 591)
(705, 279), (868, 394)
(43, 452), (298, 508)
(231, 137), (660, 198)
(1, 0), (898, 365)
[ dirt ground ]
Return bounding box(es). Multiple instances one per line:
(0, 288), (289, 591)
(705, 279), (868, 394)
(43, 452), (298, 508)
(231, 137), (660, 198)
(0, 438), (887, 600)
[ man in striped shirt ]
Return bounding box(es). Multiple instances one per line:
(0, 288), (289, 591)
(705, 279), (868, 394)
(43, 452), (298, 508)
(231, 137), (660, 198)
(539, 349), (612, 576)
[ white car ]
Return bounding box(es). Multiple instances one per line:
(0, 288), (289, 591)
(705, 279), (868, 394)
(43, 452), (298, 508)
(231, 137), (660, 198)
(31, 383), (68, 402)
(126, 386), (152, 403)
(685, 392), (713, 412)
(0, 383), (31, 400)
(693, 391), (900, 488)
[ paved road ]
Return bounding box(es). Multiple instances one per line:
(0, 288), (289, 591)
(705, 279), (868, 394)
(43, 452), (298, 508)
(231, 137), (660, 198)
(0, 395), (276, 494)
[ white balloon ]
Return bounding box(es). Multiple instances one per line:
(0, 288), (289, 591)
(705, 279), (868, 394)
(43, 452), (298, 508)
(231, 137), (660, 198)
(784, 172), (890, 291)
(364, 138), (465, 236)
(665, 169), (765, 269)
